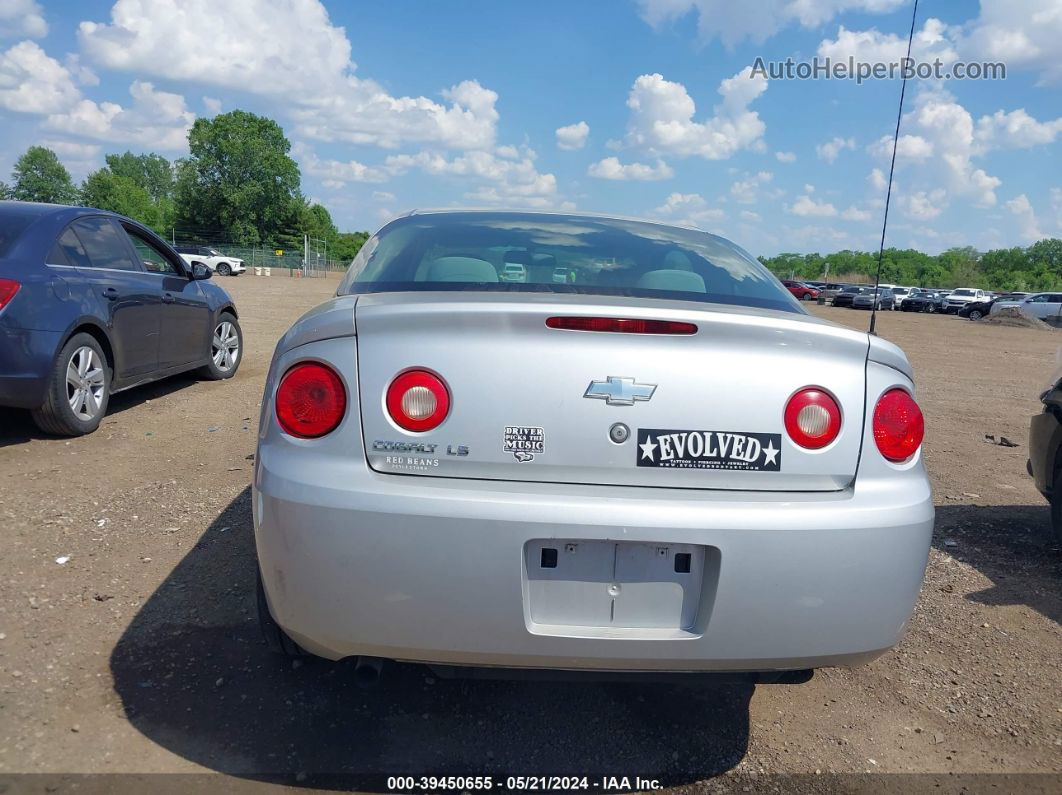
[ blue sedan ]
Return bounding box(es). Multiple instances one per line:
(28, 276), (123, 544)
(0, 201), (242, 436)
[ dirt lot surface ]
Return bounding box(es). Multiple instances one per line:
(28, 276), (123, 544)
(1, 277), (1059, 791)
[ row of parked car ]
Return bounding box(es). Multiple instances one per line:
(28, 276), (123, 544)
(780, 280), (1039, 321)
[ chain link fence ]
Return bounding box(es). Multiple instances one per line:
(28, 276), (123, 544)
(169, 230), (347, 276)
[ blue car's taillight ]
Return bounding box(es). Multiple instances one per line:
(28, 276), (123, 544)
(0, 279), (20, 311)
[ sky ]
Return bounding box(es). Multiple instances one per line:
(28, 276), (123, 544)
(0, 0), (1060, 256)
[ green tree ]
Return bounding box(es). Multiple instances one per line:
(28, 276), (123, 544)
(80, 170), (163, 231)
(105, 151), (174, 203)
(11, 146), (78, 204)
(0, 181), (12, 200)
(332, 231), (370, 263)
(174, 110), (303, 244)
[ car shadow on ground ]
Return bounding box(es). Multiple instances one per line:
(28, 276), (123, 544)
(109, 487), (753, 786)
(0, 373), (200, 447)
(933, 504), (1061, 626)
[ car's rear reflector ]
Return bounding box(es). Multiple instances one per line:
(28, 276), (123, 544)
(0, 279), (20, 311)
(546, 317), (697, 334)
(276, 362), (347, 438)
(873, 388), (924, 462)
(386, 370), (450, 432)
(784, 388), (842, 449)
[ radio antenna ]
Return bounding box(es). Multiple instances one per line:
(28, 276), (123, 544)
(870, 0), (919, 336)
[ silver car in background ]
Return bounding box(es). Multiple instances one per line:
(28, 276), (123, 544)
(991, 291), (1062, 322)
(254, 211), (933, 680)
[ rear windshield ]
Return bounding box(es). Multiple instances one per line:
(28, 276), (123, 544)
(0, 213), (37, 257)
(338, 213), (802, 314)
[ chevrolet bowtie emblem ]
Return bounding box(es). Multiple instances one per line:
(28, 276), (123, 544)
(584, 376), (657, 406)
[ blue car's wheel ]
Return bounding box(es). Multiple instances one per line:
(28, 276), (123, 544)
(31, 333), (110, 437)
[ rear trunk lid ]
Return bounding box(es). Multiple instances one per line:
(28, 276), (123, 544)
(355, 293), (869, 491)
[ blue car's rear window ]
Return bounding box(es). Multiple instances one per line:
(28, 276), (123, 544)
(338, 212), (803, 315)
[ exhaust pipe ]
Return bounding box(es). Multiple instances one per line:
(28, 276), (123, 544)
(353, 656), (384, 687)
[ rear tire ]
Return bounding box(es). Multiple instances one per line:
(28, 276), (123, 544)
(801, 293), (813, 301)
(256, 571), (304, 657)
(31, 333), (110, 437)
(217, 263), (232, 276)
(198, 313), (242, 380)
(968, 310), (983, 321)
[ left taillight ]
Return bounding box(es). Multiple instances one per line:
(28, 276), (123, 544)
(0, 279), (20, 311)
(275, 362), (347, 438)
(784, 387), (842, 449)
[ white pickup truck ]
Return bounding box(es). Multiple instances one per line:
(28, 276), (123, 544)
(173, 246), (246, 276)
(942, 287), (987, 314)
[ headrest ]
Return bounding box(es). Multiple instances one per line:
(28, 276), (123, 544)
(636, 269), (706, 293)
(425, 256), (498, 283)
(502, 249), (532, 265)
(663, 250), (693, 270)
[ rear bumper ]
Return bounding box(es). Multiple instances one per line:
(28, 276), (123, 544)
(254, 459), (934, 672)
(0, 327), (59, 409)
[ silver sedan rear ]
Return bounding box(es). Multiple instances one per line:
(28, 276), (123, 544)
(254, 211), (933, 677)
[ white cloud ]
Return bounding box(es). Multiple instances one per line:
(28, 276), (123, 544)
(638, 0), (905, 47)
(297, 145), (389, 184)
(78, 0), (500, 151)
(903, 189), (947, 220)
(730, 170), (773, 204)
(789, 193), (838, 217)
(386, 148), (566, 208)
(867, 133), (934, 161)
(292, 78), (499, 151)
(79, 0), (350, 94)
(1006, 193), (1044, 241)
(816, 136), (855, 163)
(868, 167), (888, 192)
(202, 96), (221, 115)
(587, 157), (674, 181)
(817, 19), (959, 66)
(652, 191), (725, 229)
(372, 190), (395, 203)
(619, 67), (768, 160)
(0, 41), (79, 113)
(975, 108), (1062, 150)
(40, 139), (101, 160)
(961, 0), (1062, 84)
(555, 121), (589, 150)
(840, 206), (872, 221)
(889, 87), (1002, 208)
(774, 150), (796, 163)
(740, 209), (762, 222)
(45, 80), (195, 151)
(655, 192), (705, 214)
(0, 0), (46, 39)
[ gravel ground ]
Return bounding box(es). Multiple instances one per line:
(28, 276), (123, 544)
(0, 276), (1059, 791)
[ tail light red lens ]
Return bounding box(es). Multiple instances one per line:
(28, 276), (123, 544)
(546, 317), (697, 335)
(873, 388), (924, 462)
(386, 370), (450, 432)
(276, 363), (347, 438)
(784, 388), (842, 449)
(0, 279), (20, 311)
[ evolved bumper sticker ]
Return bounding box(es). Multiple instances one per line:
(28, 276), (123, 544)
(636, 429), (781, 471)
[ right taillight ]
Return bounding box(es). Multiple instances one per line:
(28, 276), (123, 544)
(784, 387), (842, 449)
(0, 279), (20, 311)
(386, 370), (450, 432)
(873, 388), (924, 462)
(275, 362), (347, 438)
